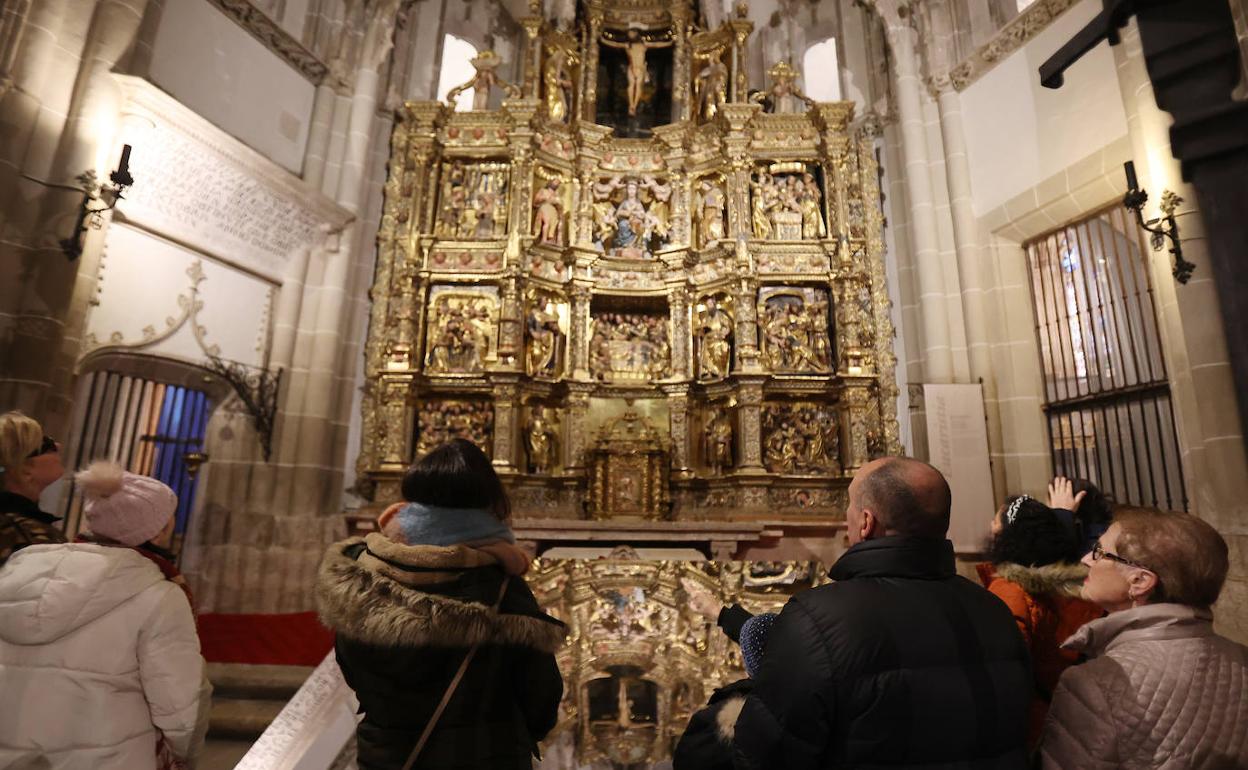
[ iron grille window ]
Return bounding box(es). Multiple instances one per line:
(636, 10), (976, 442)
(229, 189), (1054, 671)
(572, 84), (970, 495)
(64, 370), (212, 555)
(1024, 204), (1187, 511)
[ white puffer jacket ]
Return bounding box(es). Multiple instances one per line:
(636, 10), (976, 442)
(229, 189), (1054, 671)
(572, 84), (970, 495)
(0, 543), (203, 770)
(1040, 603), (1248, 769)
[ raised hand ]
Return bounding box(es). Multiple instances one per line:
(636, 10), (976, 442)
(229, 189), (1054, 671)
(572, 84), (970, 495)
(1047, 476), (1087, 511)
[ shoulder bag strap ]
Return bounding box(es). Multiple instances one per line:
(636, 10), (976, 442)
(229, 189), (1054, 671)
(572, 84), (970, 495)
(400, 575), (511, 770)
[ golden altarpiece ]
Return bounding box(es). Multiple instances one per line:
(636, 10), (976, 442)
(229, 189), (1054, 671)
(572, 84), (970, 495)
(356, 0), (899, 764)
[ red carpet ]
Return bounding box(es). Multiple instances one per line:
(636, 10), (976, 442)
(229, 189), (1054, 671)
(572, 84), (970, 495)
(197, 612), (335, 666)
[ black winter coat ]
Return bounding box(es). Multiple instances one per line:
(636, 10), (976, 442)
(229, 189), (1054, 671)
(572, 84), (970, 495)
(315, 534), (566, 770)
(733, 536), (1031, 770)
(674, 678), (753, 770)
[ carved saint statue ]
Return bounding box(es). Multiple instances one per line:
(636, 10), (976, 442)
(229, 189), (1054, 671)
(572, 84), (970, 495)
(694, 56), (729, 121)
(696, 180), (726, 247)
(600, 28), (673, 116)
(749, 61), (815, 114)
(799, 173), (827, 239)
(526, 298), (563, 377)
(697, 297), (733, 380)
(526, 406), (559, 474)
(533, 179), (564, 244)
(544, 48), (575, 122)
(445, 49), (521, 110)
(705, 408), (734, 476)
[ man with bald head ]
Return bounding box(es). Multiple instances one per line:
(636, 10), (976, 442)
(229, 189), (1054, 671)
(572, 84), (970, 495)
(726, 457), (1031, 769)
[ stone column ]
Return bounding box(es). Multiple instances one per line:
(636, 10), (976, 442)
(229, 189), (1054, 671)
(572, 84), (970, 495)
(884, 21), (953, 384)
(1114, 21), (1248, 533)
(303, 83), (337, 187)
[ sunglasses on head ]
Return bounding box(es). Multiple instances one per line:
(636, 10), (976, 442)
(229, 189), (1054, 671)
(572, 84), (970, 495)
(26, 435), (58, 458)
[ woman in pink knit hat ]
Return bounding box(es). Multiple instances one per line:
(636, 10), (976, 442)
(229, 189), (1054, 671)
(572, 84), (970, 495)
(0, 461), (206, 770)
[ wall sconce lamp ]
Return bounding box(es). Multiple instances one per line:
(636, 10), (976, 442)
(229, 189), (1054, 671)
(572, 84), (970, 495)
(21, 145), (135, 261)
(1122, 161), (1195, 284)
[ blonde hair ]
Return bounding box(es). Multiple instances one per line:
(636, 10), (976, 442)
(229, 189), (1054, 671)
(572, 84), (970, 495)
(0, 411), (44, 488)
(1114, 506), (1229, 608)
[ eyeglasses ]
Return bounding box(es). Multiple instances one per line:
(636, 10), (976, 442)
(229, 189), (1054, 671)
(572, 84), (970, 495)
(1091, 541), (1151, 571)
(26, 435), (58, 458)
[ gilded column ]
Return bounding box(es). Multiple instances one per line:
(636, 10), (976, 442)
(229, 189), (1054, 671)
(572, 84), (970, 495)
(842, 380), (871, 471)
(663, 385), (692, 478)
(582, 12), (602, 121)
(671, 5), (691, 122)
(570, 283), (593, 378)
(491, 379), (521, 471)
(521, 12), (544, 98)
(728, 16), (754, 102)
(668, 284), (692, 379)
(735, 378), (765, 472)
(565, 384), (594, 471)
(733, 273), (760, 373)
(497, 268), (523, 370)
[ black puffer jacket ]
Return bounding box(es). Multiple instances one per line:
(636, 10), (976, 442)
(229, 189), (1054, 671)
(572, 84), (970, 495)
(732, 536), (1031, 770)
(315, 534), (566, 770)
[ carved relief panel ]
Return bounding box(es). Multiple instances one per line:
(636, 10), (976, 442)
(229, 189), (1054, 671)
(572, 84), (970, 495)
(761, 401), (841, 475)
(413, 399), (494, 459)
(591, 175), (673, 258)
(589, 310), (671, 383)
(424, 286), (500, 374)
(434, 160), (511, 239)
(757, 286), (833, 374)
(749, 161), (827, 241)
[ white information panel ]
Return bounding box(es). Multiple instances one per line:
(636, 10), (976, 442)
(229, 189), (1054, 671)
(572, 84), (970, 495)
(235, 652), (359, 770)
(924, 383), (996, 553)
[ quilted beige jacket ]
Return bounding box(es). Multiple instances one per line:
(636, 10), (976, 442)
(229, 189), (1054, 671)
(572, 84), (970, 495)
(1040, 603), (1248, 770)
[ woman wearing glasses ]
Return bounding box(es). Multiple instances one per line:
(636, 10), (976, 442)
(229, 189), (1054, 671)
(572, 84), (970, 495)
(1041, 507), (1248, 769)
(0, 411), (67, 566)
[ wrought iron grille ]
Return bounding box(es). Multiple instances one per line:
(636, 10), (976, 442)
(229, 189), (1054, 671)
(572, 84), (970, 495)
(1024, 203), (1187, 511)
(64, 370), (212, 555)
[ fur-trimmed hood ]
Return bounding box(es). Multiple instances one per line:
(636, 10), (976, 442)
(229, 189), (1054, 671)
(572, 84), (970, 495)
(987, 561), (1088, 598)
(315, 534), (566, 652)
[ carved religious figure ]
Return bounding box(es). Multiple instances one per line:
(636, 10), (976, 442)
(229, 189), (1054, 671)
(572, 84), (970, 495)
(436, 161), (510, 239)
(426, 295), (496, 373)
(749, 60), (815, 114)
(762, 402), (840, 474)
(544, 48), (575, 122)
(416, 400), (494, 458)
(526, 406), (560, 474)
(592, 175), (671, 258)
(694, 56), (728, 121)
(759, 290), (832, 373)
(705, 408), (734, 475)
(695, 180), (726, 247)
(589, 312), (671, 381)
(526, 295), (564, 378)
(696, 296), (733, 380)
(750, 167), (826, 241)
(533, 178), (565, 244)
(446, 49), (521, 110)
(600, 29), (673, 117)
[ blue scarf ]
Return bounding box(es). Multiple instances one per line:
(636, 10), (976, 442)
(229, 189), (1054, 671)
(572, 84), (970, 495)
(396, 502), (515, 546)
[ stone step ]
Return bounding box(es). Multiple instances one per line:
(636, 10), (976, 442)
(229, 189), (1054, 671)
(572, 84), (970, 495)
(207, 696), (286, 740)
(207, 662), (314, 700)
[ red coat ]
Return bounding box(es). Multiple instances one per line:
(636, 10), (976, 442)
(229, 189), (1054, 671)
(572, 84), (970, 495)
(977, 561), (1103, 750)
